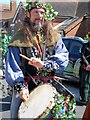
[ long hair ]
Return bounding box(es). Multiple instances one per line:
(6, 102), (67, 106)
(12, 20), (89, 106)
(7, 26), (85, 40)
(23, 17), (59, 46)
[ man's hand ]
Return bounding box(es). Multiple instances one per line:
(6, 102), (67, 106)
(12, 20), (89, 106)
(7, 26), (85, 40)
(19, 88), (29, 101)
(85, 65), (90, 71)
(28, 57), (44, 68)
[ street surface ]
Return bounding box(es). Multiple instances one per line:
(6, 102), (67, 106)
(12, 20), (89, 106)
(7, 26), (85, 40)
(0, 67), (86, 119)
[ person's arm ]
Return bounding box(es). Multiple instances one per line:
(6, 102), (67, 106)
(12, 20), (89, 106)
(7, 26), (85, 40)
(81, 43), (90, 71)
(5, 46), (24, 87)
(28, 38), (69, 74)
(6, 47), (29, 101)
(81, 43), (89, 66)
(44, 38), (69, 74)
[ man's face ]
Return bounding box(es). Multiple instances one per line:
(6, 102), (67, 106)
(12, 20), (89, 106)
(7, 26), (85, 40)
(29, 8), (45, 30)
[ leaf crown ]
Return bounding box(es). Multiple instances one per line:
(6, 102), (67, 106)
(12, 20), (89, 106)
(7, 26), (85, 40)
(25, 1), (58, 21)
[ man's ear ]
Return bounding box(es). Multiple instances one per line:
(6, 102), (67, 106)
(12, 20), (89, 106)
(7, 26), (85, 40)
(26, 11), (30, 18)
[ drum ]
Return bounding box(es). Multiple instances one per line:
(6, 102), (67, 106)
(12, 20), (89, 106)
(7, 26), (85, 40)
(18, 82), (76, 119)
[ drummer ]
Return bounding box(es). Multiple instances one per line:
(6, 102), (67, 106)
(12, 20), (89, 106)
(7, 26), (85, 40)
(5, 0), (69, 119)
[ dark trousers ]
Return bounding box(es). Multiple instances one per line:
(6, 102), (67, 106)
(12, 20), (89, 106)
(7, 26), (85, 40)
(79, 67), (90, 102)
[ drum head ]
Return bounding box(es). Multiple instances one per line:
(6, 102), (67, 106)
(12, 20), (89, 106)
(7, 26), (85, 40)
(18, 83), (55, 119)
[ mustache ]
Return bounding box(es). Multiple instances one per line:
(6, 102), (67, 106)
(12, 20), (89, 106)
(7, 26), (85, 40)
(24, 17), (46, 32)
(33, 19), (44, 29)
(34, 18), (44, 22)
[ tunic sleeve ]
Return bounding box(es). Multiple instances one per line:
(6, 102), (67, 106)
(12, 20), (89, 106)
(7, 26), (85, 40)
(44, 38), (69, 74)
(5, 47), (24, 87)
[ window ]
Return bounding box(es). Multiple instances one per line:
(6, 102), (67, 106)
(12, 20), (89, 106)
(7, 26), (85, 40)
(62, 38), (71, 51)
(69, 41), (82, 60)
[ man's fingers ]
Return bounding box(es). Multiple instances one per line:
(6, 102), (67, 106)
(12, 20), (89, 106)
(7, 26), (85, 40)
(19, 89), (29, 101)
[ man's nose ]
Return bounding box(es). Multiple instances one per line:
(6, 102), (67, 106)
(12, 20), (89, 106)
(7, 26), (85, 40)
(38, 12), (43, 17)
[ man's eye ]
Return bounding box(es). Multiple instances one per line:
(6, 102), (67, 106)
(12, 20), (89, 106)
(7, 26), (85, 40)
(33, 11), (45, 16)
(41, 12), (45, 15)
(34, 13), (38, 16)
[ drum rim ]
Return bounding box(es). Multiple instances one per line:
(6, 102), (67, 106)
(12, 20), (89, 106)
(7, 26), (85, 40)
(18, 83), (57, 119)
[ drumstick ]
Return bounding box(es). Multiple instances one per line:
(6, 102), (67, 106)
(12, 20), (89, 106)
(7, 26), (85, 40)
(20, 54), (32, 62)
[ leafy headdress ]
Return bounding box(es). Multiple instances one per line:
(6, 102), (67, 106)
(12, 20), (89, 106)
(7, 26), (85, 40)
(25, 0), (58, 21)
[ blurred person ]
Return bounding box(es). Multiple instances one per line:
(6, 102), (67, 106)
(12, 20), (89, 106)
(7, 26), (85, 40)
(79, 32), (90, 104)
(5, 1), (69, 119)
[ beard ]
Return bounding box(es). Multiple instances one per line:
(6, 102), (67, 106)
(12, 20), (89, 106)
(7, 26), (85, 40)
(34, 22), (43, 31)
(31, 19), (44, 32)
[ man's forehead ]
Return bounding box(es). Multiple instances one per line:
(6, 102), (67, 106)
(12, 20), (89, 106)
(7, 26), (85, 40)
(31, 8), (45, 12)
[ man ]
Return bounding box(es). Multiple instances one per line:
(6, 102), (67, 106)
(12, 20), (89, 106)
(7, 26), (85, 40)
(79, 32), (90, 104)
(5, 1), (69, 119)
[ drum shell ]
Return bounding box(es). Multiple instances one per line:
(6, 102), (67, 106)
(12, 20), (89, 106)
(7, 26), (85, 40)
(18, 81), (76, 119)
